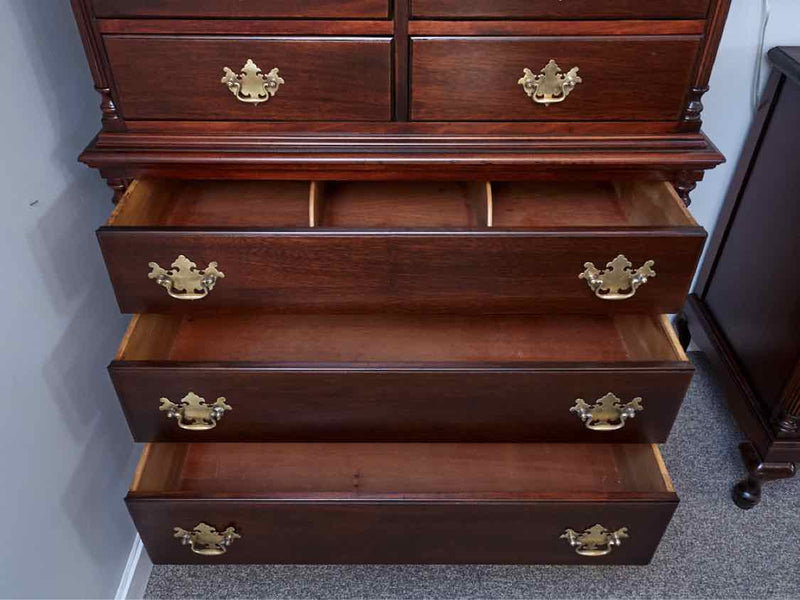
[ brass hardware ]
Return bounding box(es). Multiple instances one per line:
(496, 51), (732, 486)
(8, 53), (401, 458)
(148, 255), (224, 301)
(519, 59), (582, 106)
(222, 59), (284, 104)
(160, 393), (232, 431)
(561, 524), (629, 557)
(571, 393), (644, 431)
(174, 523), (241, 556)
(579, 254), (655, 300)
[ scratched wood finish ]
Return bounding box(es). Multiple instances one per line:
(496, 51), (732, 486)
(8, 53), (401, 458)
(110, 312), (692, 443)
(412, 0), (710, 19)
(410, 37), (701, 122)
(127, 443), (677, 564)
(93, 0), (389, 18)
(103, 36), (393, 121)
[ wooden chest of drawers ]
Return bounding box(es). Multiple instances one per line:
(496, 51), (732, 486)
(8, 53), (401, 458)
(71, 0), (731, 566)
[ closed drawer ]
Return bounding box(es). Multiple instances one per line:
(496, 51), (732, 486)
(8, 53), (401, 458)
(103, 36), (392, 121)
(93, 0), (389, 18)
(410, 36), (700, 121)
(128, 443), (678, 564)
(98, 179), (705, 314)
(412, 0), (710, 19)
(111, 312), (691, 443)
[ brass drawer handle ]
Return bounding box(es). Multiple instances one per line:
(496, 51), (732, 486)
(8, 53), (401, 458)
(579, 254), (655, 300)
(148, 255), (224, 301)
(174, 523), (241, 556)
(160, 392), (232, 431)
(222, 59), (284, 104)
(561, 524), (629, 557)
(571, 393), (643, 431)
(519, 59), (582, 106)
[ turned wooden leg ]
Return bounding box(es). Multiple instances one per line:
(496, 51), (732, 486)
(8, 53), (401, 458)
(673, 170), (703, 207)
(732, 441), (796, 509)
(673, 313), (691, 351)
(106, 178), (129, 204)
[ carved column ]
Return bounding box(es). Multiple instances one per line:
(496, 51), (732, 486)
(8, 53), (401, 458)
(682, 86), (710, 125)
(96, 86), (123, 131)
(105, 178), (129, 204)
(673, 171), (703, 207)
(774, 362), (800, 434)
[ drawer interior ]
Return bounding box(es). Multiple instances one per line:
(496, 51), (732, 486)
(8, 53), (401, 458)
(130, 442), (675, 498)
(108, 179), (695, 230)
(117, 313), (687, 364)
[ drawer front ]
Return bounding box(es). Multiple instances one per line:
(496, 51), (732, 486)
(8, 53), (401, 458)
(111, 367), (691, 443)
(411, 37), (700, 121)
(97, 231), (705, 314)
(93, 0), (389, 18)
(104, 36), (392, 121)
(128, 500), (676, 565)
(412, 0), (710, 19)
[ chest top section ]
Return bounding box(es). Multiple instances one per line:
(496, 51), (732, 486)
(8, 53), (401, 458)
(71, 0), (731, 177)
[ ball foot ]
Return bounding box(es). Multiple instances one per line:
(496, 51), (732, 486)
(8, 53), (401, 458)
(732, 477), (761, 510)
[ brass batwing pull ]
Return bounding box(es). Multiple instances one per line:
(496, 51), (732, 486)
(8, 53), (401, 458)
(519, 59), (582, 106)
(579, 254), (655, 300)
(148, 255), (224, 301)
(160, 392), (232, 431)
(222, 59), (284, 104)
(561, 524), (629, 557)
(571, 393), (643, 431)
(174, 523), (241, 556)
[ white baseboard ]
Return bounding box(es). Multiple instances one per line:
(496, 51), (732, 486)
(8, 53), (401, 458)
(115, 534), (153, 600)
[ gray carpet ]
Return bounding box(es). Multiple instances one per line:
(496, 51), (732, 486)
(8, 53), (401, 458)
(145, 353), (800, 600)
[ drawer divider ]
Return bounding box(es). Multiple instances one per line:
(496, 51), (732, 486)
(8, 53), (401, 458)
(309, 181), (325, 228)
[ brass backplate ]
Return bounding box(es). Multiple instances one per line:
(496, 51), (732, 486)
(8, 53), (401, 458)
(160, 392), (232, 431)
(561, 524), (629, 557)
(174, 523), (241, 556)
(579, 254), (656, 300)
(222, 59), (284, 104)
(148, 255), (224, 301)
(519, 59), (582, 105)
(571, 393), (644, 431)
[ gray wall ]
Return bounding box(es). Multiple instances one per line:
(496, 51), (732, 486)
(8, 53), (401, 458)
(692, 0), (800, 265)
(0, 1), (138, 598)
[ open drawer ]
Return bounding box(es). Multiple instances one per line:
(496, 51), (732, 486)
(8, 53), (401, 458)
(110, 312), (692, 443)
(98, 179), (705, 314)
(127, 442), (678, 564)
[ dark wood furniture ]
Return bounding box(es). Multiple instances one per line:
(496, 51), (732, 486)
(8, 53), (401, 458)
(71, 0), (732, 564)
(677, 47), (800, 510)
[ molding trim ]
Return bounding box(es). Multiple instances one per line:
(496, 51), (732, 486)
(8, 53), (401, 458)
(115, 535), (153, 600)
(79, 131), (726, 180)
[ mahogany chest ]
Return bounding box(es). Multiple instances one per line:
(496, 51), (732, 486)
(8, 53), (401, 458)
(72, 0), (730, 564)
